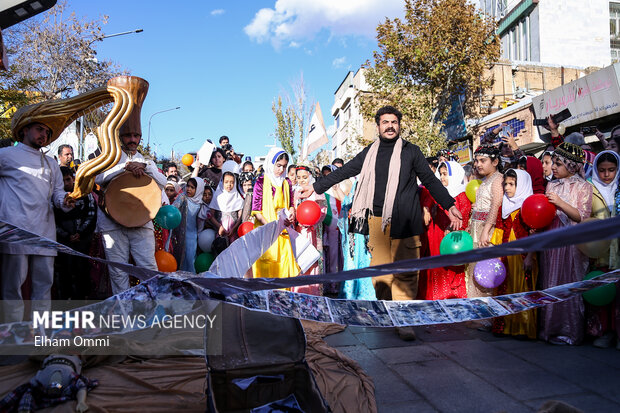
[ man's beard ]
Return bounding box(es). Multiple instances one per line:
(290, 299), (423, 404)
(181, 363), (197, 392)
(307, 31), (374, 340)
(122, 143), (138, 154)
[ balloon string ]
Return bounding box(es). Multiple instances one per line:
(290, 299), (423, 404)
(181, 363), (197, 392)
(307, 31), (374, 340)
(165, 231), (173, 252)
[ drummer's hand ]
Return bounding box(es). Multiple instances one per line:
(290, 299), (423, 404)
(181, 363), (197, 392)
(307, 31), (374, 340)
(63, 193), (76, 208)
(125, 162), (146, 177)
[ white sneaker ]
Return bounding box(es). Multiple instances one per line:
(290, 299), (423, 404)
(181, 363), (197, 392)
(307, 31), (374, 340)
(593, 332), (615, 349)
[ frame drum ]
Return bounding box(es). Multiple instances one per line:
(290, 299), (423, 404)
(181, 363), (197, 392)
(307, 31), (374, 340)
(104, 171), (161, 227)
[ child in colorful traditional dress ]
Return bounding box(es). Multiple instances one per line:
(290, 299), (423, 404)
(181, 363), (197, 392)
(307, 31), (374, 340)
(468, 145), (504, 298)
(490, 168), (538, 339)
(209, 172), (244, 245)
(418, 161), (471, 300)
(173, 177), (205, 273)
(586, 150), (620, 348)
(292, 165), (326, 295)
(540, 142), (592, 345)
(197, 185), (214, 231)
(251, 147), (298, 278)
(239, 172), (255, 223)
(338, 178), (377, 300)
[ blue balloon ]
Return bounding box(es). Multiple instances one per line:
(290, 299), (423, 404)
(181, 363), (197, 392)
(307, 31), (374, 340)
(154, 205), (182, 229)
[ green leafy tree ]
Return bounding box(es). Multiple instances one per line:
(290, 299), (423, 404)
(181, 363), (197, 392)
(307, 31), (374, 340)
(360, 0), (500, 155)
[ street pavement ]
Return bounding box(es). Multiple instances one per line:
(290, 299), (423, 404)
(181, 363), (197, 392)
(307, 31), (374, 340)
(324, 323), (620, 413)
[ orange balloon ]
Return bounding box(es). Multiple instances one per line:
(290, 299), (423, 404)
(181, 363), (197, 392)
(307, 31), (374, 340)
(181, 153), (194, 167)
(155, 250), (177, 272)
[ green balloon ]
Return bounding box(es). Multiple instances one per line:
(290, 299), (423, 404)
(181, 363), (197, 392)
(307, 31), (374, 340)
(582, 270), (616, 306)
(440, 230), (474, 255)
(195, 252), (215, 273)
(154, 205), (182, 229)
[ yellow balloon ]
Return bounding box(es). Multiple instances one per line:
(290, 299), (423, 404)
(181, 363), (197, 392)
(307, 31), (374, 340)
(465, 179), (482, 203)
(577, 218), (612, 258)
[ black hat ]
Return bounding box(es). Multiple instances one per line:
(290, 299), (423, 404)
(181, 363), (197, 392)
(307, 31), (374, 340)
(554, 142), (584, 164)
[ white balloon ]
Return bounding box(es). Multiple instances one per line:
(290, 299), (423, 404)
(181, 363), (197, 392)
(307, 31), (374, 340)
(222, 160), (240, 175)
(198, 229), (216, 252)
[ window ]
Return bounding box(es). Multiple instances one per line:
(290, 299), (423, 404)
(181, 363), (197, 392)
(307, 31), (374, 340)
(519, 16), (530, 61)
(511, 28), (517, 60)
(335, 114), (340, 129)
(505, 15), (531, 62)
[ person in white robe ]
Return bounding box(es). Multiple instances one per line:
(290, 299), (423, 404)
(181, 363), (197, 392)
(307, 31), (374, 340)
(95, 127), (166, 295)
(0, 122), (74, 322)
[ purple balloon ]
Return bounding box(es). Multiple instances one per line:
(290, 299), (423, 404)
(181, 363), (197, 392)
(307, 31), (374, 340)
(473, 258), (506, 289)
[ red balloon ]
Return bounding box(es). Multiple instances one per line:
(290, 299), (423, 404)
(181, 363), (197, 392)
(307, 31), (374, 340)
(297, 200), (321, 226)
(155, 250), (177, 272)
(521, 194), (556, 229)
(238, 221), (254, 237)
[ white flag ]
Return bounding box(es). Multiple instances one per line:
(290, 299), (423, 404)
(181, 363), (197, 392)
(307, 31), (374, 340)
(302, 102), (328, 160)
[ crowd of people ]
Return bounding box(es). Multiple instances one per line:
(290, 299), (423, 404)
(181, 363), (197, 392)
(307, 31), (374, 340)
(0, 105), (619, 349)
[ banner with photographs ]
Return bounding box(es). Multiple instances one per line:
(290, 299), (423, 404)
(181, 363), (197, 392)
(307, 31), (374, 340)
(2, 216), (620, 296)
(0, 216), (619, 354)
(1, 268), (619, 353)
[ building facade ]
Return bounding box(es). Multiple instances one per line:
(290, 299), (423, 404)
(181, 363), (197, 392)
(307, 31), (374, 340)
(331, 69), (375, 161)
(472, 0), (616, 152)
(482, 0), (611, 68)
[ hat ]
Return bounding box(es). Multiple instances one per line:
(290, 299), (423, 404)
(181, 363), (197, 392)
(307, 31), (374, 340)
(11, 76), (149, 144)
(554, 142), (585, 164)
(109, 76), (149, 136)
(11, 87), (109, 144)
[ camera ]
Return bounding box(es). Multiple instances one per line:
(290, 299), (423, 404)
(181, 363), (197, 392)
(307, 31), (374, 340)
(580, 126), (597, 135)
(533, 108), (572, 127)
(221, 143), (234, 160)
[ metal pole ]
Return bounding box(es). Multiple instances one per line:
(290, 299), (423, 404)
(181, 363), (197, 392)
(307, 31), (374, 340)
(147, 106), (181, 151)
(101, 29), (143, 39)
(171, 137), (195, 161)
(89, 29), (143, 46)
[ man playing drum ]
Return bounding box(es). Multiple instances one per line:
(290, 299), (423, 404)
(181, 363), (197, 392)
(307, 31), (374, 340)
(95, 82), (167, 294)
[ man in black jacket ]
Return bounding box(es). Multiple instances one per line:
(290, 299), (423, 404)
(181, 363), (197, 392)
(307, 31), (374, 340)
(301, 106), (462, 339)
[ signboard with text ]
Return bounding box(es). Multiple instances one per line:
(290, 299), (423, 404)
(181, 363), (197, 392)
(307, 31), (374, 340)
(532, 63), (620, 128)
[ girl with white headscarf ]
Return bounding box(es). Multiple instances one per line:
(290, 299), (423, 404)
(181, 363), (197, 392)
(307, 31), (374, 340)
(590, 150), (620, 214)
(173, 177), (205, 272)
(251, 147), (299, 278)
(489, 168), (538, 339)
(588, 150), (620, 271)
(419, 161), (472, 300)
(209, 171), (245, 243)
(587, 151), (620, 348)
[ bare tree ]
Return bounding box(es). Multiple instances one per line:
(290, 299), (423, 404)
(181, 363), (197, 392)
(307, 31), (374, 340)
(271, 73), (315, 162)
(0, 2), (127, 139)
(4, 1), (126, 99)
